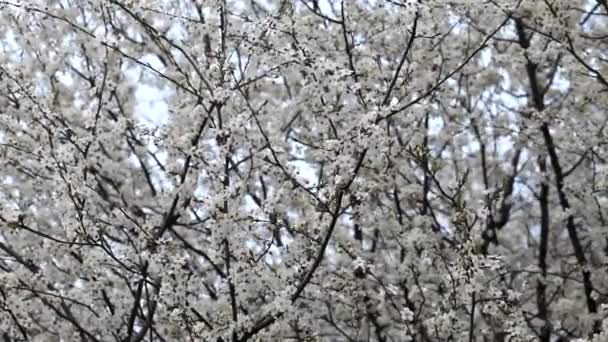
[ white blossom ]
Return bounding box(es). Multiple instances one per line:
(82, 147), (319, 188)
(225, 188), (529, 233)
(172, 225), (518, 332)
(0, 0), (605, 341)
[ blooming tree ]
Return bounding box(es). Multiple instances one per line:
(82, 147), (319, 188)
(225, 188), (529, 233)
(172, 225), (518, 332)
(0, 0), (607, 341)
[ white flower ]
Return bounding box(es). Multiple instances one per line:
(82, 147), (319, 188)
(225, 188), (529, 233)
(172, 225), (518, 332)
(334, 174), (348, 188)
(400, 307), (414, 322)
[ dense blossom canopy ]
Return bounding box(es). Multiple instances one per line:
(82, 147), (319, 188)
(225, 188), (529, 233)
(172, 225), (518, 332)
(0, 0), (607, 341)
